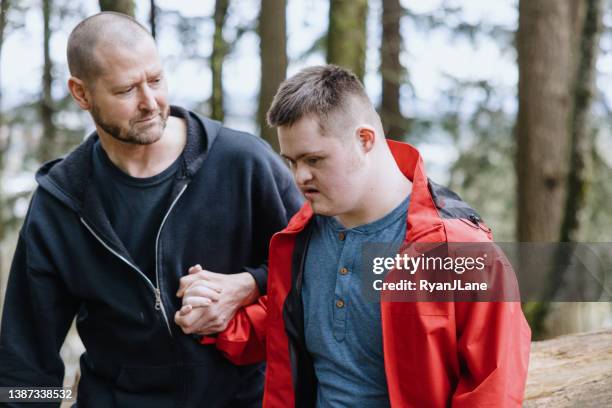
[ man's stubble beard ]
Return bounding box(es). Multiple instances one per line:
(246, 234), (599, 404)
(91, 104), (170, 145)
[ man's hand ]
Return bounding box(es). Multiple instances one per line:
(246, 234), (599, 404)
(174, 265), (259, 335)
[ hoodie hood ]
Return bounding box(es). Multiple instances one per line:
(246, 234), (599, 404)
(35, 106), (221, 214)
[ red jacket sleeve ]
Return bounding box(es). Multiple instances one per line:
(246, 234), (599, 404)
(201, 295), (268, 365)
(451, 254), (531, 407)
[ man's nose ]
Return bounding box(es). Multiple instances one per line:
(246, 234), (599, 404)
(138, 84), (157, 112)
(294, 164), (313, 185)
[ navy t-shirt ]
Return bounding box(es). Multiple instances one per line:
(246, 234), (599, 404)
(92, 140), (180, 282)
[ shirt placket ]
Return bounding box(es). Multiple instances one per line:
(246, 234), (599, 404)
(333, 230), (351, 342)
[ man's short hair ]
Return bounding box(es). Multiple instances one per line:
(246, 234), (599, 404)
(267, 65), (372, 132)
(67, 12), (152, 83)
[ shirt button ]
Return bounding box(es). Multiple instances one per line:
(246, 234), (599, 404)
(336, 299), (345, 308)
(338, 232), (346, 241)
(339, 267), (348, 275)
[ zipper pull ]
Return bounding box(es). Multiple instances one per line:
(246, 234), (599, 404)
(154, 288), (162, 310)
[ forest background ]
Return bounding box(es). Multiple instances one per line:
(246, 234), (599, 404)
(0, 0), (611, 387)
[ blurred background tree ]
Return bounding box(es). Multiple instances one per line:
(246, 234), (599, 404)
(327, 0), (367, 81)
(0, 1), (611, 392)
(379, 0), (408, 141)
(99, 0), (134, 16)
(258, 0), (287, 150)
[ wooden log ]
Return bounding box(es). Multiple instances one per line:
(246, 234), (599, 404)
(524, 329), (612, 407)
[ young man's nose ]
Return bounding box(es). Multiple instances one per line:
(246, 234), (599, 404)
(294, 164), (313, 185)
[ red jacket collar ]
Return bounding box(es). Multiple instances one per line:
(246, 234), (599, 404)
(281, 141), (443, 240)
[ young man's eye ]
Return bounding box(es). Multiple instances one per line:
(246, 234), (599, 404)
(306, 157), (321, 165)
(284, 158), (295, 169)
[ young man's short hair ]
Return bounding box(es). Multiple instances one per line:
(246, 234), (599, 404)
(267, 65), (372, 133)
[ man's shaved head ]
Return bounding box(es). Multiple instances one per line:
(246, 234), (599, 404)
(67, 12), (154, 84)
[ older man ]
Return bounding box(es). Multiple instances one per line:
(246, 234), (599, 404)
(0, 12), (302, 407)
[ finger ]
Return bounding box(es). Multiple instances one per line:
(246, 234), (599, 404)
(177, 266), (206, 297)
(186, 279), (224, 295)
(177, 276), (197, 297)
(179, 304), (193, 316)
(174, 310), (192, 328)
(184, 284), (221, 302)
(183, 296), (213, 309)
(176, 307), (211, 333)
(189, 264), (203, 274)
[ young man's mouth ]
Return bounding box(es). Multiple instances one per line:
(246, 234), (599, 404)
(301, 187), (320, 199)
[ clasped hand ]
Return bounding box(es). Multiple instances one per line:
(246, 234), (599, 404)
(174, 264), (258, 336)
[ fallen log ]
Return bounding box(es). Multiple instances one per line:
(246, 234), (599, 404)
(524, 329), (612, 407)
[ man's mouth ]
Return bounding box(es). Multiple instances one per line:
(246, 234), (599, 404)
(135, 114), (159, 124)
(301, 187), (320, 198)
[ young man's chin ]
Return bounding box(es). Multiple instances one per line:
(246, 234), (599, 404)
(310, 202), (337, 217)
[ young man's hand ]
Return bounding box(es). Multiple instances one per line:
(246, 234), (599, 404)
(174, 265), (259, 335)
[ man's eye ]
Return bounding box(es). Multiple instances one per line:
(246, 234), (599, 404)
(150, 78), (162, 85)
(306, 157), (321, 165)
(284, 158), (295, 168)
(118, 87), (134, 95)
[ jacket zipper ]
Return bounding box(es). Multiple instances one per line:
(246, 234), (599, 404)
(79, 183), (188, 337)
(80, 217), (173, 336)
(153, 183), (189, 332)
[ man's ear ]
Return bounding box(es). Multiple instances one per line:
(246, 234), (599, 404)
(356, 125), (376, 153)
(67, 77), (92, 110)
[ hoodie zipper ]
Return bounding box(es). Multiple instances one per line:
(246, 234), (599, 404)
(79, 183), (189, 337)
(153, 183), (189, 328)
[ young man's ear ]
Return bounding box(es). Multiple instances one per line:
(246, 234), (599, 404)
(67, 77), (91, 110)
(356, 125), (376, 153)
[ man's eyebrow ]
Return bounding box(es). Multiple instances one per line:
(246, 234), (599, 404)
(110, 80), (138, 91)
(281, 151), (325, 162)
(110, 70), (163, 90)
(147, 69), (163, 78)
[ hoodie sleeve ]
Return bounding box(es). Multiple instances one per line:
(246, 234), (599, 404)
(0, 202), (79, 406)
(242, 148), (303, 295)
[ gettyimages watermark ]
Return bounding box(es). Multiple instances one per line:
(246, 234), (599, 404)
(360, 242), (612, 302)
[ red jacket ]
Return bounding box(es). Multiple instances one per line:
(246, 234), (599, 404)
(208, 141), (531, 407)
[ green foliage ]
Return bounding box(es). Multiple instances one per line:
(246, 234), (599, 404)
(437, 76), (516, 241)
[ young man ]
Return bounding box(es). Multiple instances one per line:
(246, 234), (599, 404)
(0, 12), (302, 407)
(177, 65), (531, 407)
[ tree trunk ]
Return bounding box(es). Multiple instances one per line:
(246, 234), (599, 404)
(99, 0), (135, 17)
(39, 0), (56, 163)
(561, 0), (601, 244)
(327, 0), (367, 81)
(526, 0), (603, 338)
(210, 0), (228, 122)
(380, 0), (406, 141)
(149, 0), (156, 39)
(516, 0), (573, 242)
(258, 0), (287, 152)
